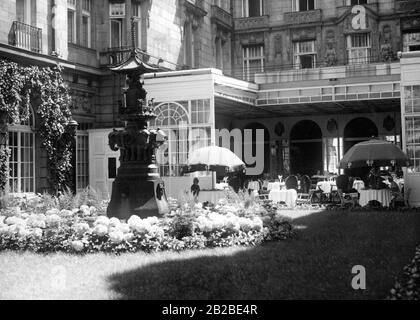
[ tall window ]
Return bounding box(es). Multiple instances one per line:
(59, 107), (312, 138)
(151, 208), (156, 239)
(16, 0), (34, 25)
(76, 132), (89, 190)
(347, 33), (371, 64)
(109, 3), (125, 48)
(403, 32), (420, 52)
(293, 0), (315, 11)
(293, 40), (316, 69)
(132, 3), (142, 49)
(243, 45), (264, 81)
(8, 111), (35, 194)
(404, 85), (420, 173)
(67, 0), (77, 44)
(215, 37), (224, 69)
(241, 0), (263, 17)
(183, 21), (197, 68)
(81, 0), (91, 48)
(348, 0), (367, 5)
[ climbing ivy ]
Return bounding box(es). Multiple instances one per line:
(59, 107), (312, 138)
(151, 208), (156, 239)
(0, 59), (74, 193)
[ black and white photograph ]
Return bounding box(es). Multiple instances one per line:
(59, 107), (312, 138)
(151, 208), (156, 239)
(0, 0), (419, 305)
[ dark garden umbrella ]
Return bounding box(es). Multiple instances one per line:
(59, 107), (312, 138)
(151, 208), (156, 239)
(339, 139), (410, 169)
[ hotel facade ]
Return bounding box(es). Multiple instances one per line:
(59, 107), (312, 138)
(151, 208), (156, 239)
(1, 0), (420, 205)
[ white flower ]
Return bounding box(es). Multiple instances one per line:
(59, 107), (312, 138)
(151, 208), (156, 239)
(27, 214), (46, 229)
(109, 230), (124, 244)
(7, 224), (20, 236)
(127, 215), (141, 227)
(89, 206), (97, 215)
(59, 209), (73, 217)
(71, 208), (79, 214)
(17, 226), (30, 238)
(251, 217), (263, 231)
(109, 217), (121, 228)
(196, 216), (213, 233)
(71, 240), (84, 252)
(123, 232), (134, 242)
(194, 202), (203, 209)
(93, 224), (108, 236)
(80, 205), (91, 216)
(31, 228), (43, 239)
(118, 223), (130, 234)
(94, 216), (110, 227)
(5, 216), (26, 226)
(0, 216), (5, 224)
(144, 216), (159, 225)
(0, 225), (9, 235)
(73, 222), (90, 236)
(45, 208), (60, 216)
(45, 214), (61, 228)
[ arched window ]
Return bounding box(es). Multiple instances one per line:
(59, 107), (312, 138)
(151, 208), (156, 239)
(152, 102), (190, 177)
(152, 102), (189, 127)
(8, 108), (35, 193)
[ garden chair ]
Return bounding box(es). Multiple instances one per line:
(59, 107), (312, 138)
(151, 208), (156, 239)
(285, 175), (298, 190)
(296, 190), (316, 209)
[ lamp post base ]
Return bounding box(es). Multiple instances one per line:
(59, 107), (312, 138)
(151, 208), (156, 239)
(106, 164), (169, 220)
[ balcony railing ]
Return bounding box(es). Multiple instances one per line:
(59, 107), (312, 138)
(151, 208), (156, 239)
(184, 0), (207, 17)
(234, 15), (269, 31)
(10, 21), (42, 53)
(284, 9), (322, 25)
(211, 5), (233, 30)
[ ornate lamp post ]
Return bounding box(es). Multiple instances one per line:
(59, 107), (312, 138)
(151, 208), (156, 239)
(106, 24), (169, 219)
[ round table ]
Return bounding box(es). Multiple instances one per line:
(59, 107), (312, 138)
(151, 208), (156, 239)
(358, 189), (392, 207)
(268, 189), (297, 207)
(316, 181), (336, 193)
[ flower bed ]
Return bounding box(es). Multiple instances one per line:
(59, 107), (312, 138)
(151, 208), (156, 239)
(0, 193), (295, 254)
(388, 245), (420, 300)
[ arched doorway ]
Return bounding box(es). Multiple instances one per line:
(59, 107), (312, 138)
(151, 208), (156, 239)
(290, 120), (322, 176)
(243, 122), (270, 176)
(343, 117), (378, 153)
(343, 117), (378, 178)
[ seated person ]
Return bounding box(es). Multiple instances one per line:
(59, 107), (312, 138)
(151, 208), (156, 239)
(388, 177), (400, 193)
(191, 178), (200, 199)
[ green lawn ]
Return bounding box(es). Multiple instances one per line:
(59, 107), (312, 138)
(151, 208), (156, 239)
(1, 209), (419, 299)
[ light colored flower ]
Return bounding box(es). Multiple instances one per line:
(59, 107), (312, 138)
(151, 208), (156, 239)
(0, 216), (5, 224)
(127, 215), (141, 227)
(109, 230), (124, 244)
(45, 208), (60, 216)
(59, 209), (73, 217)
(251, 217), (263, 231)
(196, 216), (213, 233)
(118, 223), (130, 234)
(45, 214), (61, 228)
(94, 216), (110, 227)
(144, 216), (159, 225)
(80, 205), (91, 216)
(31, 228), (43, 239)
(73, 222), (90, 236)
(71, 240), (84, 252)
(109, 217), (121, 228)
(89, 206), (97, 215)
(17, 226), (30, 238)
(123, 232), (134, 242)
(93, 224), (108, 237)
(27, 214), (46, 229)
(0, 225), (9, 235)
(5, 216), (26, 226)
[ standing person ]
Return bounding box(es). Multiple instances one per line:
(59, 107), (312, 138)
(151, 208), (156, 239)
(191, 177), (200, 201)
